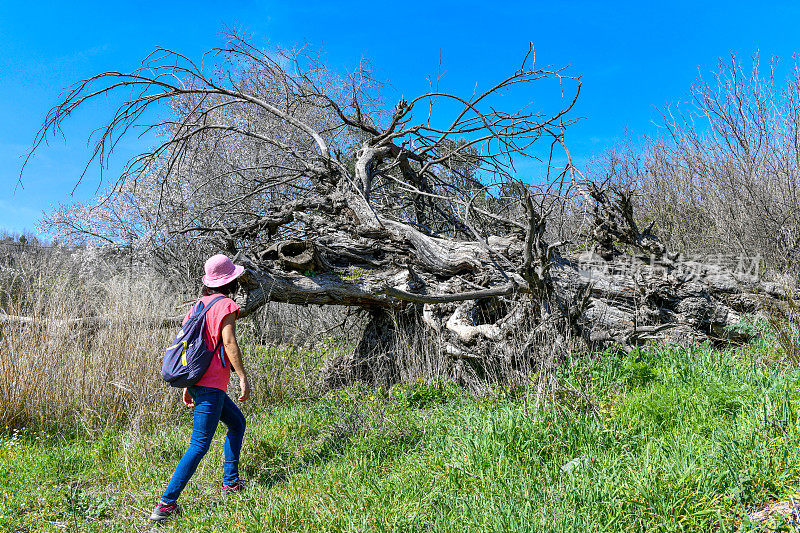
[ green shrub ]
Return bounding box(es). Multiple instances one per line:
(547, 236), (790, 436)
(390, 378), (461, 408)
(62, 487), (112, 520)
(620, 349), (659, 388)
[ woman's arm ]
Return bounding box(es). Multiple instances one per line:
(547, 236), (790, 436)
(221, 312), (250, 402)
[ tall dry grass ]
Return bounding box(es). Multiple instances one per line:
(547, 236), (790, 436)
(765, 297), (800, 366)
(0, 247), (183, 433)
(0, 246), (365, 433)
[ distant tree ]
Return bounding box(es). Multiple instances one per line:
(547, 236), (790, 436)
(631, 52), (800, 273)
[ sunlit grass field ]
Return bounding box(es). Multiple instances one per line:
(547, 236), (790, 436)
(3, 336), (800, 532)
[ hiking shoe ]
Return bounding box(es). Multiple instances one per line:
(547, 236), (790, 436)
(221, 481), (245, 499)
(150, 501), (181, 521)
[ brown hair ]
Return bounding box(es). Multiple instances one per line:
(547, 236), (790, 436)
(202, 278), (239, 297)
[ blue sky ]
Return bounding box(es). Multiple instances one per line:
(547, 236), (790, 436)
(2, 0), (800, 234)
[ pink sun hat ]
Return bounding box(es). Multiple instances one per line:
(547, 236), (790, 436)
(202, 254), (245, 288)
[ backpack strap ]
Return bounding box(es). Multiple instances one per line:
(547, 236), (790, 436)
(190, 295), (226, 319)
(193, 295), (230, 367)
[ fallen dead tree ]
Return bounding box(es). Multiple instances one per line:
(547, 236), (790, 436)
(233, 185), (789, 387)
(26, 34), (793, 388)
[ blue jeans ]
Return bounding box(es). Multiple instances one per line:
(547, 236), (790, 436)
(161, 385), (246, 504)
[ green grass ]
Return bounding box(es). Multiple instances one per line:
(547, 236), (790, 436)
(4, 341), (800, 531)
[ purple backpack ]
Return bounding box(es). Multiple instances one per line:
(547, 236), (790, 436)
(162, 296), (227, 388)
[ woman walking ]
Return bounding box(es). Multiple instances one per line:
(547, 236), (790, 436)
(151, 254), (250, 521)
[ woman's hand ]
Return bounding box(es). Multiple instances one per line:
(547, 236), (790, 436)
(182, 388), (194, 407)
(238, 376), (250, 402)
